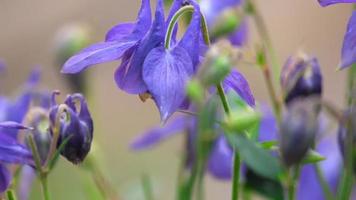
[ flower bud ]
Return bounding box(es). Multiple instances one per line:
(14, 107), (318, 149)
(280, 53), (322, 105)
(280, 99), (319, 166)
(198, 40), (240, 87)
(54, 24), (91, 94)
(210, 8), (243, 40)
(49, 93), (93, 164)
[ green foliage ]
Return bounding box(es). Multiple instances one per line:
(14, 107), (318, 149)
(301, 150), (326, 164)
(226, 133), (284, 180)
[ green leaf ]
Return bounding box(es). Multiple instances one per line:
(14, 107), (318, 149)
(245, 169), (284, 200)
(49, 135), (72, 170)
(301, 150), (326, 164)
(260, 140), (278, 150)
(226, 134), (284, 180)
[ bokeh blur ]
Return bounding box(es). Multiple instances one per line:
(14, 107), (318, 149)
(0, 0), (352, 199)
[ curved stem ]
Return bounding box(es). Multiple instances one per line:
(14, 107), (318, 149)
(44, 104), (69, 167)
(164, 5), (211, 49)
(165, 5), (194, 49)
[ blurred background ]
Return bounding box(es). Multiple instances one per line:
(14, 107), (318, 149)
(0, 0), (352, 199)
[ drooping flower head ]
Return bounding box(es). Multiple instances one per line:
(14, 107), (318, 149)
(49, 92), (93, 164)
(62, 0), (206, 121)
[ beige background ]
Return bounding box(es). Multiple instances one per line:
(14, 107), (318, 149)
(0, 0), (352, 199)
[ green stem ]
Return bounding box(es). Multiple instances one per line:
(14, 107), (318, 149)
(86, 156), (119, 200)
(45, 104), (69, 167)
(346, 64), (356, 106)
(247, 0), (280, 83)
(27, 134), (50, 200)
(262, 65), (282, 123)
(231, 152), (240, 200)
(164, 5), (211, 49)
(337, 112), (354, 199)
(216, 84), (242, 200)
(6, 189), (18, 200)
(196, 161), (205, 200)
(184, 158), (202, 200)
(337, 58), (356, 200)
(314, 164), (334, 200)
(141, 174), (154, 200)
(286, 167), (299, 200)
(165, 5), (194, 49)
(216, 83), (231, 115)
(40, 176), (50, 200)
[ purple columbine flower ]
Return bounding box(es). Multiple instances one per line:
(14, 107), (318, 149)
(318, 0), (356, 7)
(200, 0), (248, 46)
(49, 93), (93, 164)
(62, 0), (206, 121)
(0, 124), (34, 193)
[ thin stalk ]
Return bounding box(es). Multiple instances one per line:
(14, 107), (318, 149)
(40, 176), (50, 200)
(337, 110), (354, 199)
(44, 104), (69, 167)
(141, 174), (154, 200)
(314, 164), (334, 200)
(27, 134), (50, 200)
(196, 160), (205, 200)
(164, 5), (210, 49)
(87, 156), (119, 200)
(165, 5), (194, 49)
(216, 83), (231, 115)
(246, 0), (282, 122)
(247, 0), (280, 82)
(262, 65), (282, 123)
(231, 152), (240, 200)
(216, 84), (241, 200)
(184, 158), (202, 200)
(337, 56), (356, 200)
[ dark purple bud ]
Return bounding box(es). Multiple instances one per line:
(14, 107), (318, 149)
(49, 93), (93, 164)
(280, 99), (320, 166)
(280, 54), (323, 105)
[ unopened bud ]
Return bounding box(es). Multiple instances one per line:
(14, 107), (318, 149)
(280, 53), (322, 105)
(280, 99), (319, 166)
